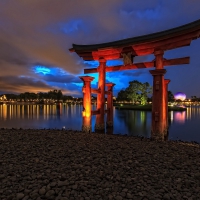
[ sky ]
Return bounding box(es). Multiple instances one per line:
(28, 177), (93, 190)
(0, 0), (200, 98)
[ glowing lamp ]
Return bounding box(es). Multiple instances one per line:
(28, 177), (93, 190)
(174, 92), (186, 101)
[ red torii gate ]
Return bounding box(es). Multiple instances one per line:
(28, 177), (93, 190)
(70, 19), (200, 140)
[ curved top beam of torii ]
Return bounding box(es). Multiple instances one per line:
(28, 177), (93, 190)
(69, 19), (200, 61)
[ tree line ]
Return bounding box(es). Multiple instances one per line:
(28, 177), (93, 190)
(4, 90), (74, 101)
(3, 81), (194, 104)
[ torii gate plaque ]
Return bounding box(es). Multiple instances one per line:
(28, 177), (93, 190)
(70, 19), (200, 140)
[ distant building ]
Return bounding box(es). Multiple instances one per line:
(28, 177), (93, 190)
(174, 92), (186, 101)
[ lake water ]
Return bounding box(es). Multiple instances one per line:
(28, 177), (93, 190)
(0, 104), (199, 143)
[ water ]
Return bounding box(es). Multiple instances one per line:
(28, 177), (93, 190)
(0, 104), (199, 143)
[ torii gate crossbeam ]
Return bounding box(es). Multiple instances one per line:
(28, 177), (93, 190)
(84, 57), (190, 74)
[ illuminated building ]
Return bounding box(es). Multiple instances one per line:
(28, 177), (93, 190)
(174, 92), (186, 101)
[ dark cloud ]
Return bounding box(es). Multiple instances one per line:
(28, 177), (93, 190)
(0, 76), (51, 94)
(41, 74), (82, 84)
(0, 76), (80, 95)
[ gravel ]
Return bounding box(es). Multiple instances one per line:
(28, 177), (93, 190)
(0, 129), (199, 200)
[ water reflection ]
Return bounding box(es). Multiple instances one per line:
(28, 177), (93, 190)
(0, 104), (64, 120)
(114, 109), (151, 138)
(173, 111), (186, 123)
(0, 104), (199, 143)
(0, 104), (83, 129)
(169, 106), (200, 123)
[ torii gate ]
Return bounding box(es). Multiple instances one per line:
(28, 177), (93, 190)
(70, 19), (200, 140)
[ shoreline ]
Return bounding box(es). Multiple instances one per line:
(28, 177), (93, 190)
(1, 127), (200, 145)
(0, 129), (199, 199)
(115, 104), (187, 111)
(0, 127), (200, 145)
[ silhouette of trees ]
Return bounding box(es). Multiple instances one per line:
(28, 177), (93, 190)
(47, 90), (63, 100)
(168, 91), (175, 102)
(4, 90), (74, 102)
(19, 92), (38, 101)
(191, 96), (199, 102)
(4, 94), (18, 100)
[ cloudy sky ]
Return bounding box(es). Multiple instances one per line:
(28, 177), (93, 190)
(0, 0), (200, 98)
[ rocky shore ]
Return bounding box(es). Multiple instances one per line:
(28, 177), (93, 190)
(0, 129), (199, 200)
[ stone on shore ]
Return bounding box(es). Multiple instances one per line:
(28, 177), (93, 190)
(0, 129), (199, 200)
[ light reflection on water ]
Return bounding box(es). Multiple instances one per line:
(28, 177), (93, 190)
(170, 106), (200, 123)
(173, 112), (186, 123)
(0, 104), (199, 143)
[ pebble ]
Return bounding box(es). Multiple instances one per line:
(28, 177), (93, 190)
(45, 189), (55, 197)
(16, 193), (24, 200)
(38, 188), (46, 195)
(115, 195), (123, 200)
(58, 180), (69, 187)
(0, 129), (199, 199)
(22, 196), (29, 200)
(163, 193), (170, 200)
(126, 193), (133, 199)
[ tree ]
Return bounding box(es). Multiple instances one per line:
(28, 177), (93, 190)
(126, 80), (141, 103)
(63, 95), (73, 101)
(117, 80), (152, 105)
(139, 82), (152, 105)
(116, 89), (129, 101)
(5, 94), (18, 100)
(168, 91), (174, 102)
(48, 90), (57, 100)
(57, 90), (63, 100)
(191, 96), (198, 102)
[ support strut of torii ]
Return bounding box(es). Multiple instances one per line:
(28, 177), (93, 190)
(69, 19), (200, 140)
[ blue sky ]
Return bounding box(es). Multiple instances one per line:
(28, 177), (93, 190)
(0, 0), (200, 98)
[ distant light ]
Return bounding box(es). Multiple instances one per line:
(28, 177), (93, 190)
(174, 92), (186, 101)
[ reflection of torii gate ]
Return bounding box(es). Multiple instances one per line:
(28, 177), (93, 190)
(70, 19), (200, 140)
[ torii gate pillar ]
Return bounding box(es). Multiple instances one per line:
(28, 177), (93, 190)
(80, 76), (94, 133)
(150, 50), (167, 140)
(95, 58), (106, 131)
(106, 83), (115, 127)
